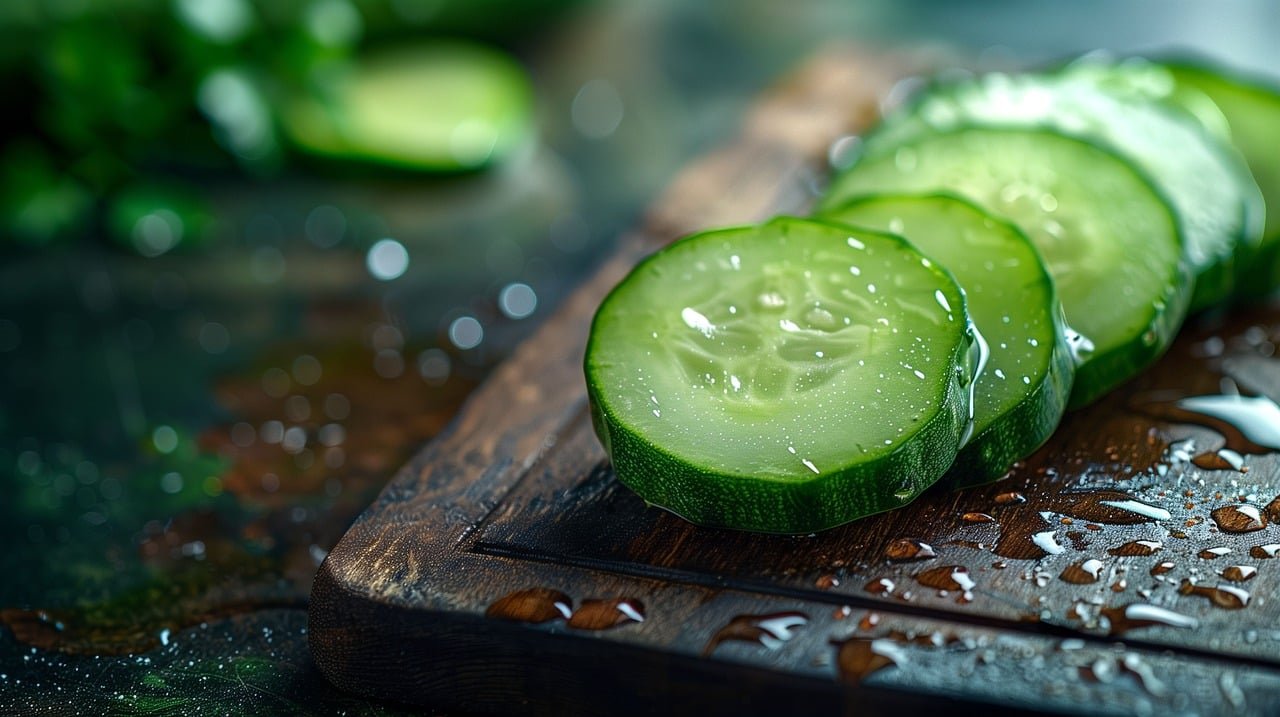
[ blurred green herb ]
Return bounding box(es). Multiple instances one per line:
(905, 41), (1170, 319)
(0, 0), (578, 252)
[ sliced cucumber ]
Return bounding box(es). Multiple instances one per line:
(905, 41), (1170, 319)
(822, 126), (1190, 408)
(861, 67), (1262, 310)
(1163, 61), (1280, 297)
(586, 217), (979, 533)
(280, 43), (533, 172)
(821, 193), (1073, 485)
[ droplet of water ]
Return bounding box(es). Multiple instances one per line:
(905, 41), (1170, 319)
(1059, 559), (1104, 584)
(857, 611), (880, 631)
(864, 578), (895, 595)
(1031, 531), (1065, 555)
(1063, 492), (1171, 523)
(703, 612), (808, 655)
(1210, 504), (1266, 533)
(815, 574), (840, 590)
(1179, 580), (1249, 609)
(486, 588), (573, 623)
(1108, 540), (1162, 557)
(566, 598), (645, 630)
(833, 637), (904, 684)
(1192, 450), (1248, 472)
(1220, 565), (1257, 583)
(1248, 543), (1280, 559)
(884, 539), (935, 562)
(1176, 394), (1280, 451)
(1099, 603), (1199, 635)
(915, 565), (975, 592)
(962, 512), (996, 524)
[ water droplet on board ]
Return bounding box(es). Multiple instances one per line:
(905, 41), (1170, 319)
(1192, 449), (1248, 472)
(864, 578), (895, 595)
(1031, 531), (1065, 555)
(962, 512), (996, 524)
(1059, 559), (1104, 584)
(994, 492), (1026, 505)
(1100, 604), (1199, 635)
(1108, 540), (1162, 557)
(1210, 504), (1267, 533)
(1065, 494), (1171, 523)
(1175, 394), (1280, 451)
(884, 538), (935, 561)
(833, 637), (904, 684)
(1139, 391), (1280, 454)
(993, 490), (1174, 560)
(1151, 561), (1176, 576)
(1249, 543), (1280, 559)
(1118, 654), (1167, 697)
(815, 574), (840, 590)
(1179, 580), (1250, 609)
(858, 612), (881, 631)
(1220, 565), (1257, 583)
(486, 588), (573, 623)
(1199, 547), (1232, 560)
(915, 565), (975, 592)
(703, 612), (808, 655)
(566, 598), (645, 630)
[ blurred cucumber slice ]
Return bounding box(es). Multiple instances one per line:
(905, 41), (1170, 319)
(281, 42), (533, 172)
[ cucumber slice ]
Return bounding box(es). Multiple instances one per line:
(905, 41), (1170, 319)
(586, 217), (980, 533)
(280, 43), (533, 172)
(1163, 62), (1280, 297)
(821, 194), (1073, 485)
(861, 67), (1261, 310)
(822, 126), (1190, 408)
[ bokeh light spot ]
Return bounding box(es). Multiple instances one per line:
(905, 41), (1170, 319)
(498, 282), (537, 319)
(571, 79), (624, 139)
(152, 426), (179, 454)
(366, 238), (409, 281)
(199, 322), (230, 354)
(448, 316), (483, 350)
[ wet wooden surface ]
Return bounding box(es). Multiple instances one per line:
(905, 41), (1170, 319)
(310, 45), (1280, 715)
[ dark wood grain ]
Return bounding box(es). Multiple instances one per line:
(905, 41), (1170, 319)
(311, 45), (1280, 715)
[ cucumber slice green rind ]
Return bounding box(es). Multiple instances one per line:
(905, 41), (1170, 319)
(280, 43), (533, 172)
(1163, 61), (1280, 297)
(821, 193), (1074, 485)
(861, 67), (1260, 310)
(586, 217), (978, 533)
(822, 126), (1190, 408)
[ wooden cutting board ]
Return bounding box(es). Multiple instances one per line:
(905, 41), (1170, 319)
(309, 45), (1280, 715)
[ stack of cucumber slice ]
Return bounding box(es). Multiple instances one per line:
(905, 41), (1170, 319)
(585, 55), (1279, 534)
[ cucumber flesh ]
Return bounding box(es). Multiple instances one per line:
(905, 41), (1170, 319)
(822, 194), (1073, 484)
(822, 126), (1190, 408)
(280, 43), (533, 172)
(586, 217), (979, 533)
(864, 67), (1262, 310)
